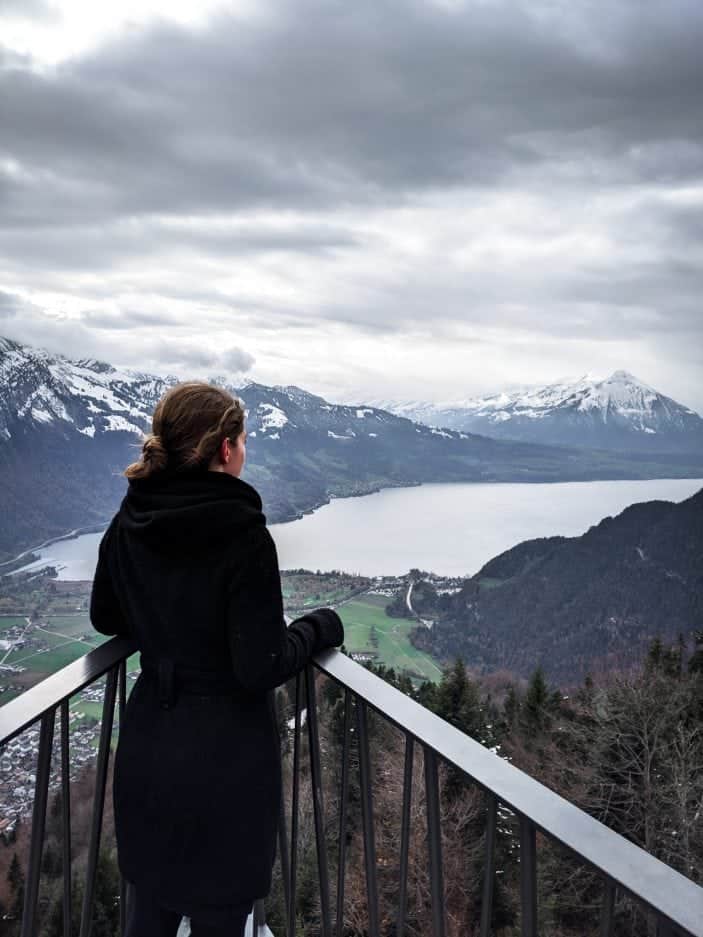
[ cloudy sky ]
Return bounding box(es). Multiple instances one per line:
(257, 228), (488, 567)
(1, 0), (702, 410)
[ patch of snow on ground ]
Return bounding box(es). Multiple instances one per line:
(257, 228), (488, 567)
(105, 415), (143, 433)
(30, 407), (53, 423)
(259, 403), (288, 430)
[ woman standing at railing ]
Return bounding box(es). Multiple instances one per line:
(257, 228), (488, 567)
(90, 382), (344, 937)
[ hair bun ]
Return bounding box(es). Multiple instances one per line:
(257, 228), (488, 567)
(141, 434), (168, 471)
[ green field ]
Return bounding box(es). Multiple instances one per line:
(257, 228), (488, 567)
(45, 614), (94, 636)
(337, 595), (443, 683)
(71, 701), (104, 721)
(0, 616), (29, 632)
(5, 620), (104, 674)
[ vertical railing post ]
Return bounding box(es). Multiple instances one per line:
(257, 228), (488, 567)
(278, 785), (291, 925)
(79, 667), (118, 937)
(252, 898), (266, 934)
(600, 879), (615, 937)
(519, 817), (538, 937)
(60, 699), (72, 937)
(423, 747), (446, 937)
(396, 734), (414, 937)
(335, 689), (352, 937)
(118, 660), (127, 937)
(287, 672), (302, 937)
(357, 699), (380, 937)
(305, 665), (332, 937)
(480, 793), (498, 937)
(20, 708), (56, 937)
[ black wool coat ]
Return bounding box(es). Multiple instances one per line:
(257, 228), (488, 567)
(89, 467), (344, 910)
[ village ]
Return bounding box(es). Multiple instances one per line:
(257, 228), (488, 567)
(0, 566), (464, 840)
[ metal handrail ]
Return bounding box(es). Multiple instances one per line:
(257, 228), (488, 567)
(0, 636), (136, 745)
(314, 648), (703, 937)
(2, 639), (702, 936)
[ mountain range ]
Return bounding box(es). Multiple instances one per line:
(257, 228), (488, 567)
(413, 487), (703, 684)
(364, 371), (703, 453)
(1, 336), (702, 562)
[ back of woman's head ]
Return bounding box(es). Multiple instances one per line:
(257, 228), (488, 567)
(124, 381), (245, 481)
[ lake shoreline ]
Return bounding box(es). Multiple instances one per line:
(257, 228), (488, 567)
(6, 476), (702, 581)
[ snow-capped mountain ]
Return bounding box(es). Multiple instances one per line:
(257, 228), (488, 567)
(364, 372), (703, 452)
(0, 336), (423, 445)
(0, 336), (171, 441)
(1, 338), (701, 562)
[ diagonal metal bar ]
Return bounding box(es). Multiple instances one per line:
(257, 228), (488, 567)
(79, 666), (118, 937)
(20, 708), (56, 937)
(480, 793), (498, 937)
(396, 734), (414, 937)
(287, 672), (302, 937)
(424, 746), (446, 937)
(357, 699), (380, 937)
(520, 817), (538, 937)
(60, 699), (72, 937)
(0, 637), (135, 746)
(306, 665), (332, 937)
(600, 878), (615, 937)
(335, 689), (352, 937)
(313, 650), (703, 937)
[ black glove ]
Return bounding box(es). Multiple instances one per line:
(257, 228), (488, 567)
(292, 607), (344, 652)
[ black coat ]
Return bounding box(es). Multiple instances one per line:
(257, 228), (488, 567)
(89, 467), (344, 910)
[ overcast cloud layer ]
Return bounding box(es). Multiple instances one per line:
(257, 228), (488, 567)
(1, 0), (702, 409)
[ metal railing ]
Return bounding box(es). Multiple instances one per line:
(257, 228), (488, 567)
(1, 638), (702, 936)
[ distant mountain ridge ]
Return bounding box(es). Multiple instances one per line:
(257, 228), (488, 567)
(414, 487), (703, 685)
(1, 336), (702, 562)
(364, 371), (703, 453)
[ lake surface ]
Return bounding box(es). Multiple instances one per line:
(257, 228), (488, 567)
(13, 477), (702, 580)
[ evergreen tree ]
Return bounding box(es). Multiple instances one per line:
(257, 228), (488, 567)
(523, 666), (551, 736)
(434, 658), (483, 739)
(502, 684), (521, 733)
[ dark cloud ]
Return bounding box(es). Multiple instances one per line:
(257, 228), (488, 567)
(0, 288), (42, 319)
(2, 0), (702, 230)
(146, 339), (255, 375)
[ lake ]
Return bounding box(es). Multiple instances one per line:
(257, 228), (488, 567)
(12, 477), (702, 580)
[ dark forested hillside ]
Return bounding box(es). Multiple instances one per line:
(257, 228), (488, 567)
(415, 488), (703, 685)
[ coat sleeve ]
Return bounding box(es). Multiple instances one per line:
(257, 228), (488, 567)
(226, 525), (344, 693)
(90, 516), (132, 638)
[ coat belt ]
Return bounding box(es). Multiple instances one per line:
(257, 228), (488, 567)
(139, 654), (238, 709)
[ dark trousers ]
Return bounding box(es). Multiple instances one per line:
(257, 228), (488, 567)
(125, 881), (253, 937)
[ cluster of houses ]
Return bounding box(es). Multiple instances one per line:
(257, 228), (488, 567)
(0, 671), (140, 843)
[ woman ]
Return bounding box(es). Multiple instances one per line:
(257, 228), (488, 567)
(90, 381), (344, 937)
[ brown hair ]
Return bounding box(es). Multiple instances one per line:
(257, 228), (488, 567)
(124, 381), (245, 481)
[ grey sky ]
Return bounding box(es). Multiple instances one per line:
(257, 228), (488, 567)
(0, 0), (702, 410)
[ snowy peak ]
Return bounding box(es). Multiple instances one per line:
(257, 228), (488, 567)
(368, 372), (703, 453)
(0, 336), (416, 447)
(0, 337), (170, 441)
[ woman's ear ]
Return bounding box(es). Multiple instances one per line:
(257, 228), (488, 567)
(222, 437), (232, 464)
(215, 436), (230, 466)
